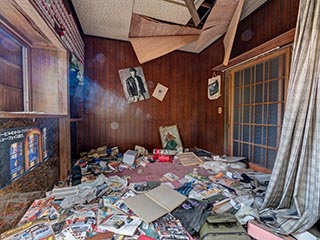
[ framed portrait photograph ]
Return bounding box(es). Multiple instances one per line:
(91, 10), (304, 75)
(119, 66), (150, 103)
(159, 124), (183, 150)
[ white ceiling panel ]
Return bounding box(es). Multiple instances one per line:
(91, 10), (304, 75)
(71, 0), (134, 40)
(133, 0), (204, 25)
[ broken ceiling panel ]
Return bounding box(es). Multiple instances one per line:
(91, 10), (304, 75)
(129, 14), (201, 37)
(71, 0), (134, 40)
(133, 0), (204, 25)
(223, 0), (245, 65)
(130, 35), (199, 63)
(195, 0), (239, 51)
(241, 0), (268, 19)
(70, 0), (268, 54)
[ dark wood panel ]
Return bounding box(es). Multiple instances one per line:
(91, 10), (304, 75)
(0, 27), (24, 112)
(231, 0), (299, 58)
(0, 85), (23, 111)
(0, 29), (22, 67)
(30, 48), (60, 113)
(0, 61), (22, 88)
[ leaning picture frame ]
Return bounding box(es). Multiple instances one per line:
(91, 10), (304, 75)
(159, 124), (183, 150)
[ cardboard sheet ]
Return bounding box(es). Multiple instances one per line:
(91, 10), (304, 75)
(123, 185), (186, 223)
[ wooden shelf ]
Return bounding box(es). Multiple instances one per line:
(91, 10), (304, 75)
(0, 111), (66, 118)
(70, 118), (82, 122)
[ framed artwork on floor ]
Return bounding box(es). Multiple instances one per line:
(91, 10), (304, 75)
(159, 124), (183, 150)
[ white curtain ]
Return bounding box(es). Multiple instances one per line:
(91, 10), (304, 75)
(261, 0), (320, 235)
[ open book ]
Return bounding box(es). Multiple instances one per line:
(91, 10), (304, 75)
(123, 184), (187, 223)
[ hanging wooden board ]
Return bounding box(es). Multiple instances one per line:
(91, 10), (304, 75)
(195, 0), (239, 51)
(223, 0), (244, 66)
(129, 13), (201, 37)
(130, 35), (199, 64)
(183, 0), (201, 27)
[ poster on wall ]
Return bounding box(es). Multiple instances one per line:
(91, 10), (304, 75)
(0, 126), (52, 189)
(208, 75), (221, 100)
(119, 66), (150, 103)
(152, 83), (169, 101)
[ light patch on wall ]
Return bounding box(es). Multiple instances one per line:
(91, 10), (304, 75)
(146, 113), (152, 120)
(95, 53), (106, 63)
(241, 29), (254, 42)
(83, 77), (129, 113)
(111, 122), (119, 130)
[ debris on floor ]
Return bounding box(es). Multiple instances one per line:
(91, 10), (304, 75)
(0, 146), (278, 239)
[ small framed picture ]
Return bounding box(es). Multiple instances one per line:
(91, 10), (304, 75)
(208, 75), (221, 100)
(119, 66), (150, 103)
(159, 124), (183, 150)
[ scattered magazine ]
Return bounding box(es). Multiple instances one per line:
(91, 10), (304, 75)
(96, 214), (142, 236)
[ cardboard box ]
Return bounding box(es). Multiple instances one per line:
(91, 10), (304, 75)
(247, 220), (295, 240)
(123, 150), (138, 165)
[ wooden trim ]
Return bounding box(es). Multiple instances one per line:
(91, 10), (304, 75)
(228, 47), (291, 73)
(227, 71), (234, 156)
(213, 28), (295, 71)
(70, 118), (82, 122)
(248, 162), (272, 174)
(0, 112), (67, 118)
(13, 0), (66, 51)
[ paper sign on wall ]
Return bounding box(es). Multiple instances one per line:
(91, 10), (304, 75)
(152, 83), (168, 101)
(208, 75), (221, 100)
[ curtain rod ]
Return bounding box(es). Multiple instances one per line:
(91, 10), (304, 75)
(216, 42), (293, 73)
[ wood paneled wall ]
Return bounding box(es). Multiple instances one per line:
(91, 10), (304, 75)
(79, 0), (299, 155)
(81, 37), (223, 153)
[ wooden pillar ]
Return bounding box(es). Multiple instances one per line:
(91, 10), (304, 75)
(59, 117), (71, 181)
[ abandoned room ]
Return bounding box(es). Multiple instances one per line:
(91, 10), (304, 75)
(0, 0), (319, 239)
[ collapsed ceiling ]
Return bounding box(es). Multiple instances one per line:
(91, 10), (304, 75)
(71, 0), (267, 63)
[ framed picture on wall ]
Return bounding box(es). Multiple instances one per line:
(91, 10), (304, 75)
(208, 75), (221, 100)
(119, 66), (150, 103)
(159, 124), (183, 150)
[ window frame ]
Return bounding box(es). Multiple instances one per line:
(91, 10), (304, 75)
(226, 47), (291, 169)
(0, 1), (68, 117)
(0, 24), (30, 112)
